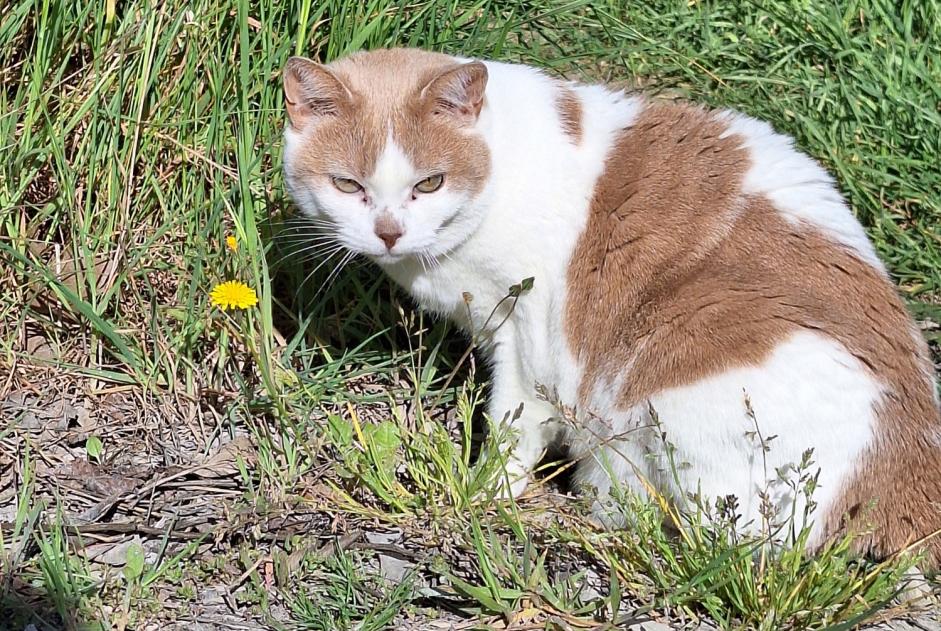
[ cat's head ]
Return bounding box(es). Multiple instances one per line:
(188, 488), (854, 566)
(282, 49), (491, 265)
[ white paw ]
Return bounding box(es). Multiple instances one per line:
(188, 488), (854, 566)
(494, 460), (531, 500)
(506, 472), (531, 499)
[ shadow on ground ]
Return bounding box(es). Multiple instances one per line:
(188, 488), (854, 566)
(0, 576), (87, 631)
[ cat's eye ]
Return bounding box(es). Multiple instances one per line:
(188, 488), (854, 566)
(414, 174), (444, 194)
(332, 177), (363, 194)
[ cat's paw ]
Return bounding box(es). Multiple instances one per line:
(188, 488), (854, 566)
(492, 460), (531, 500)
(502, 472), (531, 500)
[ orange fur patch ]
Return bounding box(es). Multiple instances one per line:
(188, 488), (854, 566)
(555, 86), (583, 143)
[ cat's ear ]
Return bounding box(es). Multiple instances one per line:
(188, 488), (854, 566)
(283, 57), (352, 130)
(420, 61), (488, 126)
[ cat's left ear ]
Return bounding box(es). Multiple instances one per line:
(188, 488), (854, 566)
(420, 61), (488, 126)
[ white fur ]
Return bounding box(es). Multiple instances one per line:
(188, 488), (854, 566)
(284, 56), (891, 534)
(718, 111), (885, 272)
(573, 331), (882, 543)
(369, 129), (416, 203)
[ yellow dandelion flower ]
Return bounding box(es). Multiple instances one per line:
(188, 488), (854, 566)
(210, 280), (258, 310)
(225, 235), (238, 252)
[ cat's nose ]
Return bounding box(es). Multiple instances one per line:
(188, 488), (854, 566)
(374, 217), (403, 250)
(377, 229), (401, 249)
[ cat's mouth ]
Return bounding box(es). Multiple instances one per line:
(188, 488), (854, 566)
(373, 251), (406, 266)
(372, 247), (439, 269)
(370, 212), (463, 267)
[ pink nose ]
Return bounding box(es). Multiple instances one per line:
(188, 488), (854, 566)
(375, 217), (402, 250)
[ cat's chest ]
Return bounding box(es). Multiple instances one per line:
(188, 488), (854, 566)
(393, 266), (549, 362)
(384, 248), (579, 399)
(399, 263), (515, 333)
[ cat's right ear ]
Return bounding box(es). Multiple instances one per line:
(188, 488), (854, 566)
(282, 57), (351, 131)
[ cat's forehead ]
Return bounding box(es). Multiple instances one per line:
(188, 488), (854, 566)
(328, 48), (457, 112)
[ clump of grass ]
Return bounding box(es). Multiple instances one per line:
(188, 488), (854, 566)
(548, 401), (922, 629)
(578, 487), (916, 629)
(316, 363), (922, 630)
(0, 450), (102, 630)
(286, 547), (415, 631)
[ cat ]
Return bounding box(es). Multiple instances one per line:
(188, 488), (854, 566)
(281, 47), (941, 566)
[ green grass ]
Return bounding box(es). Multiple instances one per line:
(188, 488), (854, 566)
(1, 0), (939, 629)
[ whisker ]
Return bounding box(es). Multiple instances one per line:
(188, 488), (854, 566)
(279, 215), (338, 224)
(288, 242), (345, 260)
(418, 250), (442, 273)
(272, 236), (343, 253)
(275, 236), (343, 250)
(314, 250), (355, 300)
(273, 223), (340, 237)
(297, 248), (347, 289)
(273, 235), (343, 249)
(277, 226), (338, 235)
(271, 245), (344, 268)
(279, 219), (339, 230)
(274, 230), (339, 240)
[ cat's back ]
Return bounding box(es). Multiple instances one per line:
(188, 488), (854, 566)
(562, 94), (928, 401)
(559, 91), (940, 563)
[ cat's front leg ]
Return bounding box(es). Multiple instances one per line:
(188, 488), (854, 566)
(484, 341), (561, 498)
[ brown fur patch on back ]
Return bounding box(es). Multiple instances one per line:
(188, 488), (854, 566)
(555, 86), (583, 143)
(566, 101), (751, 396)
(285, 49), (490, 194)
(565, 100), (941, 566)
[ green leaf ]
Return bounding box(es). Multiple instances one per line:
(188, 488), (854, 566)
(0, 243), (140, 372)
(610, 565), (621, 619)
(86, 435), (103, 460)
(365, 420), (401, 477)
(327, 414), (353, 448)
(508, 277), (535, 297)
(447, 575), (511, 614)
(124, 542), (145, 581)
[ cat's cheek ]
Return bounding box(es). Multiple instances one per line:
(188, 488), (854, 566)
(389, 196), (449, 249)
(436, 202), (485, 251)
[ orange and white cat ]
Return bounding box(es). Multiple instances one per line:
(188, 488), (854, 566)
(281, 48), (941, 564)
